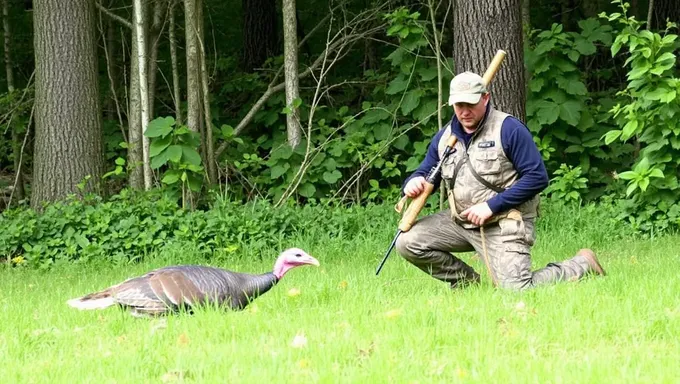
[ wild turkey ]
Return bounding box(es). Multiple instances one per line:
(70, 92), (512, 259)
(67, 248), (319, 317)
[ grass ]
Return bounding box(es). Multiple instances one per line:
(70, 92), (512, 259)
(1, 202), (679, 383)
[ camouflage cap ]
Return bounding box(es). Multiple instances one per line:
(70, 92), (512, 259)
(448, 71), (488, 105)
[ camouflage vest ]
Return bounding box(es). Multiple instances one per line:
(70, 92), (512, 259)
(438, 108), (540, 228)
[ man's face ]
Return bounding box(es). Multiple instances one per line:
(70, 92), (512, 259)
(453, 93), (490, 131)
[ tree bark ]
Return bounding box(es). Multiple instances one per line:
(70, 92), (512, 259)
(128, 15), (144, 189)
(282, 0), (302, 148)
(32, 0), (104, 208)
(169, 0), (182, 125)
(3, 0), (24, 201)
(651, 0), (679, 30)
(197, 0), (217, 184)
(184, 0), (201, 134)
(453, 0), (526, 122)
(242, 0), (279, 72)
(134, 0), (152, 189)
(147, 0), (167, 119)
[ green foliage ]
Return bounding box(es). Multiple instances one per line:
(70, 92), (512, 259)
(0, 190), (392, 269)
(214, 7), (448, 205)
(543, 164), (589, 204)
(601, 0), (680, 233)
(145, 116), (205, 195)
(525, 18), (628, 198)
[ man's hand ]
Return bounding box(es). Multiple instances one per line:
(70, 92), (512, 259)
(403, 176), (426, 198)
(461, 202), (493, 226)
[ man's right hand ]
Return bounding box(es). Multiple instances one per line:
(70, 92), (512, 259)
(403, 176), (426, 198)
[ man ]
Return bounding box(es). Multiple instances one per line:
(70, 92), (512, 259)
(395, 71), (605, 290)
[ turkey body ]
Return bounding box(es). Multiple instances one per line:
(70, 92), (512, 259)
(68, 265), (279, 317)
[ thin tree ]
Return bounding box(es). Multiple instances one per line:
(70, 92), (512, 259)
(282, 0), (302, 148)
(32, 0), (104, 208)
(184, 0), (201, 135)
(134, 0), (152, 189)
(197, 0), (217, 184)
(453, 0), (526, 122)
(3, 0), (24, 201)
(169, 0), (182, 125)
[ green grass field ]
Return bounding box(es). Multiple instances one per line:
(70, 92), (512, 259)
(1, 204), (679, 383)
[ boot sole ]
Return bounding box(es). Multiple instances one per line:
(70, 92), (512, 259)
(578, 249), (606, 276)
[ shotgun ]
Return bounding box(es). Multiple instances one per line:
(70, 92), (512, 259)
(375, 49), (507, 276)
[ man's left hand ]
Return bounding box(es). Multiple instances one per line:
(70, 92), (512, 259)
(461, 203), (493, 226)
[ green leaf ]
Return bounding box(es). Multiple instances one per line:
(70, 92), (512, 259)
(639, 177), (650, 191)
(363, 108), (391, 124)
(187, 173), (202, 192)
(627, 63), (651, 80)
(270, 163), (289, 179)
(386, 76), (409, 95)
(298, 183), (316, 198)
(181, 146), (201, 166)
(401, 90), (422, 115)
(151, 148), (172, 169)
(559, 100), (583, 126)
(649, 168), (664, 178)
(535, 101), (560, 125)
(603, 129), (622, 145)
(413, 99), (438, 124)
(574, 38), (597, 55)
(166, 145), (183, 163)
(565, 144), (583, 153)
(617, 171), (637, 180)
(221, 124), (234, 137)
(324, 157), (338, 171)
(393, 134), (409, 150)
(419, 67), (438, 81)
(149, 135), (172, 157)
(162, 170), (181, 184)
(654, 52), (676, 65)
(560, 79), (588, 96)
(529, 78), (544, 93)
(114, 157), (125, 166)
(626, 181), (638, 196)
(568, 50), (581, 62)
(405, 156), (421, 171)
(645, 86), (669, 101)
(621, 120), (639, 140)
(75, 234), (90, 249)
(145, 116), (175, 138)
(374, 124), (391, 141)
(323, 170), (342, 184)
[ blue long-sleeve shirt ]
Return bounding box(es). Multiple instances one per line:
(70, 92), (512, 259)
(402, 110), (549, 214)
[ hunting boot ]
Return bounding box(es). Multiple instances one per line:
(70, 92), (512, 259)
(571, 248), (606, 277)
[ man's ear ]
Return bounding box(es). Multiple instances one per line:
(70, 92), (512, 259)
(482, 93), (491, 106)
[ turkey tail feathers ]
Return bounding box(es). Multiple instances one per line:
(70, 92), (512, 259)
(66, 292), (116, 310)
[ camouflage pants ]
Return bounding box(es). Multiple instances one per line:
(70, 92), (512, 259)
(395, 209), (594, 290)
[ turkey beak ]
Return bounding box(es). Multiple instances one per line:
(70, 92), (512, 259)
(306, 256), (320, 267)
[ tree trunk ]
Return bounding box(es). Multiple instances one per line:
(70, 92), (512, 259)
(133, 0), (152, 189)
(32, 0), (104, 208)
(651, 0), (679, 30)
(197, 0), (217, 184)
(453, 0), (526, 122)
(147, 0), (167, 119)
(184, 0), (201, 134)
(169, 0), (182, 125)
(242, 0), (279, 72)
(282, 0), (302, 148)
(128, 17), (144, 189)
(3, 0), (24, 201)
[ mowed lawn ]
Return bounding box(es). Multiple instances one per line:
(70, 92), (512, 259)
(1, 206), (679, 383)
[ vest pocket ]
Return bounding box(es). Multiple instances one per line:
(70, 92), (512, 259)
(472, 151), (501, 175)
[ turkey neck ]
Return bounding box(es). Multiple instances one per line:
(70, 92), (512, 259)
(240, 272), (279, 301)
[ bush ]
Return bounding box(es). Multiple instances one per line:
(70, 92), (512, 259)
(0, 189), (395, 269)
